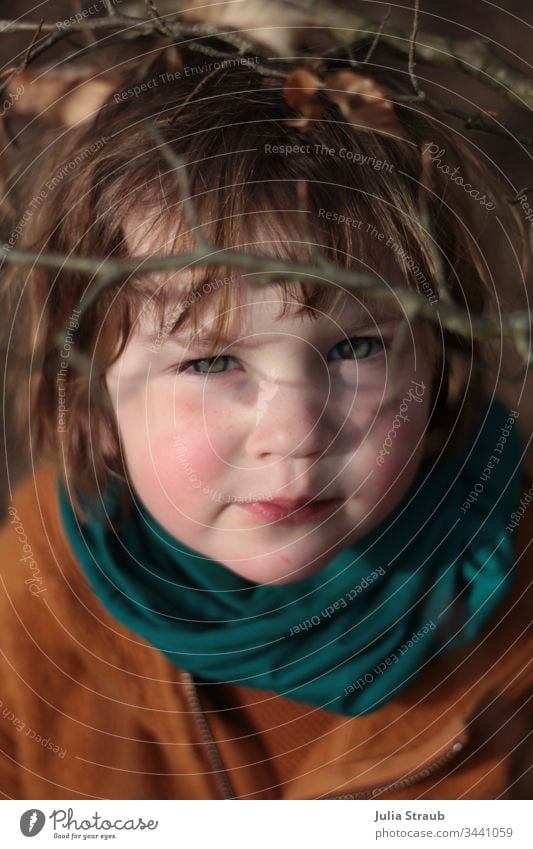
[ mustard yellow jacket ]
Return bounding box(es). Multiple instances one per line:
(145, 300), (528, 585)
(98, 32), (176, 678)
(0, 465), (531, 799)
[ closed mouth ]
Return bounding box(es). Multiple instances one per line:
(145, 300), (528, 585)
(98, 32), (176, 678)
(237, 497), (343, 524)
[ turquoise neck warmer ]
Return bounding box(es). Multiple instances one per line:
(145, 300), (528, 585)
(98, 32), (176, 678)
(58, 397), (523, 716)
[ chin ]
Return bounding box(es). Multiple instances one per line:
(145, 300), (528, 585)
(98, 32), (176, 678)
(225, 555), (330, 585)
(265, 565), (324, 585)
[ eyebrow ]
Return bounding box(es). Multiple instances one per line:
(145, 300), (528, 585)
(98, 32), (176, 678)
(140, 329), (266, 348)
(139, 292), (401, 344)
(177, 335), (269, 351)
(156, 315), (400, 351)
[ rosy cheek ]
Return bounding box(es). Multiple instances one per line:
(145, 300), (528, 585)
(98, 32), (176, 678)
(179, 443), (217, 489)
(150, 420), (226, 502)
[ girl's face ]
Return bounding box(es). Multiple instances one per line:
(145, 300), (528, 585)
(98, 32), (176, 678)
(105, 280), (434, 584)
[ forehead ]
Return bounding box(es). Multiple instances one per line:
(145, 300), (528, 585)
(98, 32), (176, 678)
(123, 206), (409, 341)
(134, 276), (403, 347)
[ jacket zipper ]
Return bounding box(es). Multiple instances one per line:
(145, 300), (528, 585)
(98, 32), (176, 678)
(322, 741), (465, 799)
(180, 671), (237, 799)
(181, 671), (465, 800)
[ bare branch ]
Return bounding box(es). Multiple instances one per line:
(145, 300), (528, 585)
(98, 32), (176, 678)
(161, 66), (223, 128)
(144, 0), (173, 39)
(1, 243), (531, 363)
(512, 186), (533, 202)
(0, 10), (530, 105)
(75, 0), (98, 46)
(0, 17), (146, 33)
(363, 5), (392, 65)
(439, 104), (533, 146)
(325, 15), (533, 111)
(22, 18), (44, 67)
(408, 0), (425, 100)
(146, 122), (211, 250)
(0, 7), (530, 380)
(0, 24), (76, 98)
(0, 18), (45, 98)
(417, 145), (452, 305)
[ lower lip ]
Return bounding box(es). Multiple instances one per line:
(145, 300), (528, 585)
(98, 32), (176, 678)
(238, 499), (343, 524)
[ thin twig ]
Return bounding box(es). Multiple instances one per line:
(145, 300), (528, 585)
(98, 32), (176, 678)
(363, 5), (392, 65)
(0, 12), (530, 101)
(0, 14), (531, 104)
(400, 98), (533, 147)
(0, 17), (148, 32)
(144, 0), (174, 39)
(7, 15), (526, 150)
(0, 9), (530, 372)
(408, 0), (425, 99)
(22, 18), (43, 68)
(147, 122), (211, 250)
(414, 150), (452, 305)
(184, 20), (257, 55)
(163, 67), (222, 127)
(445, 107), (533, 145)
(511, 186), (533, 203)
(75, 0), (97, 46)
(0, 18), (44, 98)
(102, 0), (117, 15)
(1, 243), (531, 360)
(0, 25), (75, 98)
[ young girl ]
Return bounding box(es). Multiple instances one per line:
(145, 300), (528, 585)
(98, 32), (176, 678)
(1, 43), (532, 801)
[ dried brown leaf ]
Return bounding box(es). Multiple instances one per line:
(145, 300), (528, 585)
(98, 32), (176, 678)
(283, 67), (322, 131)
(325, 70), (404, 138)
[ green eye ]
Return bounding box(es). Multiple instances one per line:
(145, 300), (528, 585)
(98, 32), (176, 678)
(189, 356), (230, 374)
(330, 337), (385, 360)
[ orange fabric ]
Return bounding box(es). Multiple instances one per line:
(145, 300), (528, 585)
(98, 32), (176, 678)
(0, 464), (531, 800)
(199, 679), (339, 790)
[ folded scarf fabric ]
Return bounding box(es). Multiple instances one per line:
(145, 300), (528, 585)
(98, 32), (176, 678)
(58, 397), (523, 715)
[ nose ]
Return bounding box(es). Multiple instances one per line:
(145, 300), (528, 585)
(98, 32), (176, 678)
(245, 370), (339, 460)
